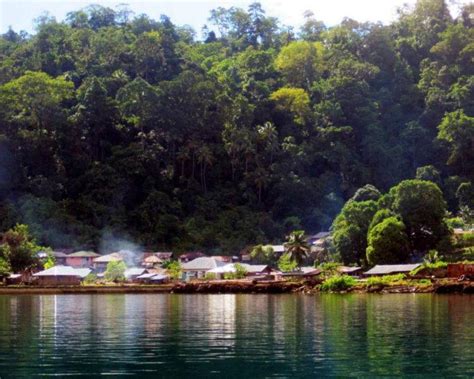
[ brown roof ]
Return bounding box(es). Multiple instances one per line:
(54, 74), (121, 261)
(68, 251), (100, 257)
(93, 252), (124, 263)
(179, 252), (206, 260)
(144, 255), (163, 264)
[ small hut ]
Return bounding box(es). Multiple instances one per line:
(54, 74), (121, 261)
(142, 255), (163, 268)
(33, 266), (91, 286)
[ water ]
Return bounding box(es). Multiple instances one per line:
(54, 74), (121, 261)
(0, 294), (472, 378)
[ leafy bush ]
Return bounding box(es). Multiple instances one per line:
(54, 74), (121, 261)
(104, 261), (127, 282)
(223, 263), (247, 279)
(204, 272), (216, 280)
(417, 279), (432, 286)
(278, 253), (298, 272)
(166, 261), (182, 280)
(446, 217), (465, 229)
(320, 275), (356, 292)
(366, 274), (406, 286)
(410, 261), (447, 276)
(83, 273), (97, 285)
(43, 251), (56, 269)
(456, 232), (474, 248)
(318, 262), (341, 277)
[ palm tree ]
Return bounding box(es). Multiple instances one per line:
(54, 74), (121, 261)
(197, 145), (214, 192)
(284, 230), (310, 267)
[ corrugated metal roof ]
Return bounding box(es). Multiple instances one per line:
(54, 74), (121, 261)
(75, 268), (92, 278)
(281, 267), (321, 276)
(150, 274), (169, 281)
(242, 264), (269, 273)
(53, 251), (68, 258)
(68, 251), (100, 257)
(207, 263), (267, 274)
(137, 273), (156, 279)
(338, 266), (362, 274)
(94, 253), (123, 263)
(34, 266), (82, 277)
(124, 268), (147, 278)
(364, 264), (421, 275)
(182, 257), (224, 271)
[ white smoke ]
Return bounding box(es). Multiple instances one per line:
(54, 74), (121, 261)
(99, 229), (144, 267)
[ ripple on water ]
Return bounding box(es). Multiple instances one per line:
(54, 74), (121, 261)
(0, 294), (473, 377)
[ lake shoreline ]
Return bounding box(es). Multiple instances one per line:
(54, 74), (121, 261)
(1, 279), (473, 295)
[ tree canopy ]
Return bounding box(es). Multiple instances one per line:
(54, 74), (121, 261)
(0, 1), (472, 254)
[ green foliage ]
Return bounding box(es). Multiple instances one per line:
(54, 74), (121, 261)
(416, 165), (442, 186)
(366, 217), (410, 265)
(0, 224), (45, 273)
(0, 2), (471, 256)
(83, 273), (98, 285)
(274, 41), (324, 88)
(365, 274), (406, 287)
(423, 249), (441, 264)
(351, 185), (381, 202)
(438, 110), (474, 176)
(43, 252), (56, 269)
(0, 257), (11, 277)
(446, 217), (465, 229)
(332, 200), (378, 265)
(410, 261), (447, 276)
(204, 272), (217, 280)
(277, 253), (298, 272)
(250, 245), (276, 265)
(270, 87), (310, 125)
(223, 263), (248, 279)
(369, 209), (397, 231)
(104, 260), (127, 282)
(318, 262), (341, 278)
(388, 180), (450, 253)
(166, 261), (182, 280)
(320, 275), (356, 292)
(284, 230), (309, 266)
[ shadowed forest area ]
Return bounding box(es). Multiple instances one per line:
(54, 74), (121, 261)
(0, 0), (472, 253)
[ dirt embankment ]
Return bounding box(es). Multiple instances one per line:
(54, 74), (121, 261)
(0, 280), (302, 295)
(0, 280), (472, 295)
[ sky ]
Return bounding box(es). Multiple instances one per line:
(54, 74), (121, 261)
(0, 0), (469, 35)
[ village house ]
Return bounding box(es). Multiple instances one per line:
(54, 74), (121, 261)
(279, 267), (322, 281)
(93, 252), (124, 272)
(142, 252), (173, 260)
(447, 263), (474, 279)
(124, 267), (147, 282)
(207, 263), (274, 280)
(179, 252), (207, 263)
(5, 272), (32, 285)
(66, 251), (100, 268)
(33, 265), (91, 286)
(52, 251), (68, 266)
(142, 255), (163, 268)
(337, 266), (363, 277)
(307, 232), (331, 246)
(364, 264), (421, 276)
(136, 273), (170, 284)
(181, 257), (225, 280)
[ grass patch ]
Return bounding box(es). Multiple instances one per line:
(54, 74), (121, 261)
(410, 261), (447, 276)
(320, 275), (356, 292)
(366, 274), (406, 287)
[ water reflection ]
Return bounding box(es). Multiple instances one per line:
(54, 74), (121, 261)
(0, 294), (472, 377)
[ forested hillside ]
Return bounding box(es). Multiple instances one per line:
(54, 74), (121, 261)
(0, 0), (472, 253)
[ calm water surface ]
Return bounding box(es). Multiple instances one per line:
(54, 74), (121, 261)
(0, 294), (472, 378)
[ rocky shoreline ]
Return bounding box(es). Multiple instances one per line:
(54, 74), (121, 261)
(0, 279), (473, 295)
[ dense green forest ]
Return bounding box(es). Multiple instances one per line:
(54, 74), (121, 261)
(0, 0), (473, 254)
